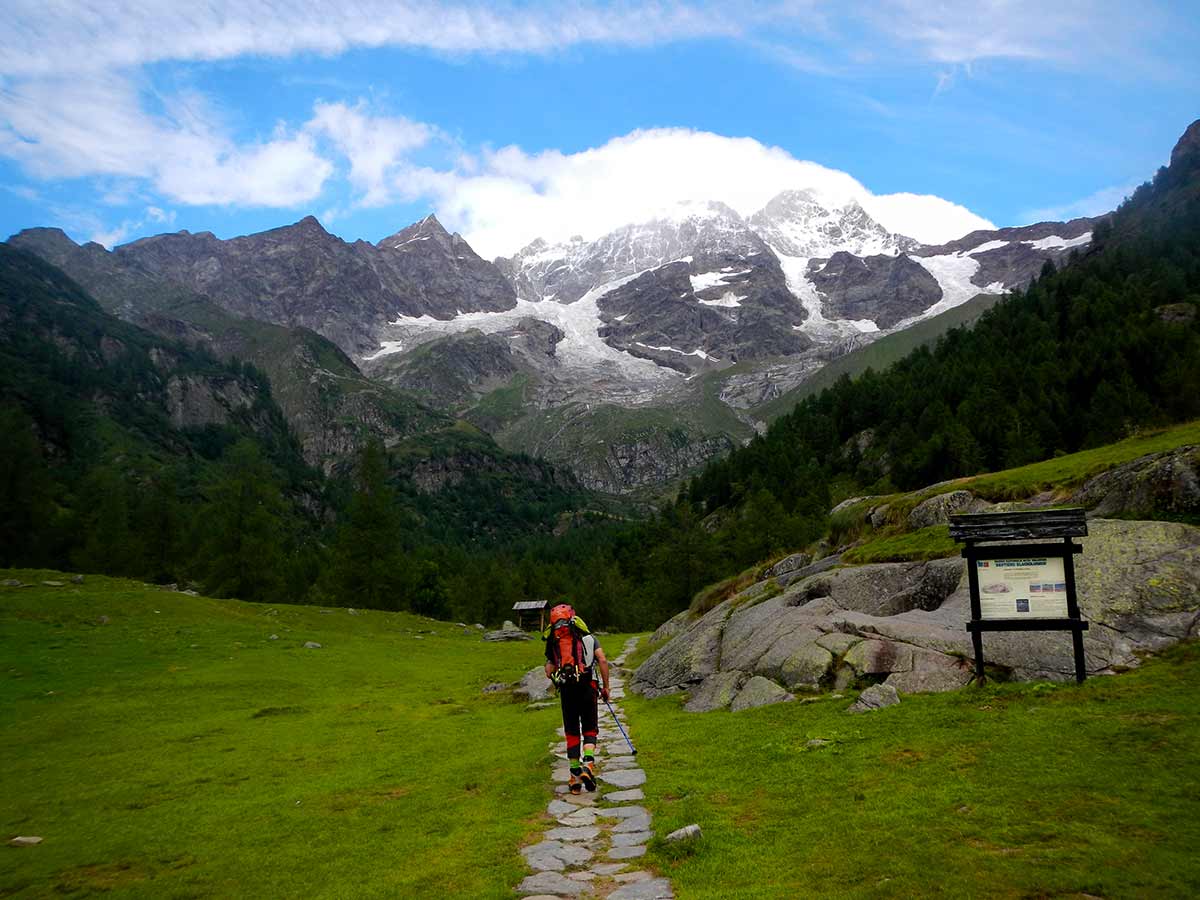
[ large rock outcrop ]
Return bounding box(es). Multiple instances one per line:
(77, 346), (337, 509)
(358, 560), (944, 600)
(632, 518), (1200, 711)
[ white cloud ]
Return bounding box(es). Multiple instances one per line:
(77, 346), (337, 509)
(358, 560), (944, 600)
(419, 128), (994, 257)
(306, 102), (435, 207)
(0, 72), (333, 207)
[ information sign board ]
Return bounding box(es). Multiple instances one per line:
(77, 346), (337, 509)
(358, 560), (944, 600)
(976, 557), (1068, 619)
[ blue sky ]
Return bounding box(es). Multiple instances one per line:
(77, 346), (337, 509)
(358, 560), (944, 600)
(2, 1), (1197, 256)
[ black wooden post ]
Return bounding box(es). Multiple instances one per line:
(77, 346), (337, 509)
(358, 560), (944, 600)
(963, 540), (986, 682)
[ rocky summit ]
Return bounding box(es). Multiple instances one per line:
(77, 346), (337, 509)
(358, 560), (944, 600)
(7, 181), (1102, 493)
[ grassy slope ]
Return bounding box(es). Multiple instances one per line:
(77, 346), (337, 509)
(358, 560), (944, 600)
(628, 643), (1200, 898)
(0, 574), (559, 898)
(755, 293), (1005, 423)
(839, 419), (1200, 564)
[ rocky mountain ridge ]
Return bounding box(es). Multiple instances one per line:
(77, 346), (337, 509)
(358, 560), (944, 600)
(7, 179), (1103, 494)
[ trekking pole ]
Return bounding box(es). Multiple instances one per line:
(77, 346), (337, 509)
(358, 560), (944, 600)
(603, 697), (637, 756)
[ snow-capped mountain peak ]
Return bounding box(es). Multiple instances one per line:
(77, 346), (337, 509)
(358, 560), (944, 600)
(749, 190), (916, 258)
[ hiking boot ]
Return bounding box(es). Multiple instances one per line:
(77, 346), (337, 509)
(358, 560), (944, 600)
(580, 762), (597, 792)
(568, 771), (583, 795)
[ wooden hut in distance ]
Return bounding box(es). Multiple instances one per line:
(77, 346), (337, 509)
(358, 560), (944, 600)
(512, 600), (548, 632)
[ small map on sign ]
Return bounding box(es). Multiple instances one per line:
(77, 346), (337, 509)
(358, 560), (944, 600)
(977, 557), (1068, 619)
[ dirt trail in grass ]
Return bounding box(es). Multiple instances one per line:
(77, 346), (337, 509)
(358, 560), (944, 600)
(516, 637), (674, 900)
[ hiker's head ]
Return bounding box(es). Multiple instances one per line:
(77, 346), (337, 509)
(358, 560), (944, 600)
(550, 603), (575, 630)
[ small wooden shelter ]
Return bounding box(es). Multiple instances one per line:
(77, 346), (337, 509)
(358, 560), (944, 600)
(512, 600), (548, 632)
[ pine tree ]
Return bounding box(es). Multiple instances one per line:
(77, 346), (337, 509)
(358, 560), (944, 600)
(322, 439), (407, 609)
(195, 439), (289, 603)
(0, 405), (51, 567)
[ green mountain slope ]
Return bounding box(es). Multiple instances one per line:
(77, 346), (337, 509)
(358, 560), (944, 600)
(686, 120), (1200, 517)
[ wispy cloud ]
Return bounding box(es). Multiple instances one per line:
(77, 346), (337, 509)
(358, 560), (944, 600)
(0, 72), (334, 207)
(0, 1), (749, 77)
(1021, 183), (1139, 223)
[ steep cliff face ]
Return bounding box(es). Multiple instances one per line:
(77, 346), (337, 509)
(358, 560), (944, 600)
(0, 244), (299, 462)
(111, 214), (516, 360)
(8, 228), (449, 471)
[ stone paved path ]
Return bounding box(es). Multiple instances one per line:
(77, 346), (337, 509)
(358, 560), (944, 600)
(517, 637), (674, 900)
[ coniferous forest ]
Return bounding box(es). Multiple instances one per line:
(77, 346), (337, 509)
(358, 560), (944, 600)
(2, 137), (1199, 631)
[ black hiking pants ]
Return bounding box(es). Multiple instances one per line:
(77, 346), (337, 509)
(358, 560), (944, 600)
(558, 676), (598, 761)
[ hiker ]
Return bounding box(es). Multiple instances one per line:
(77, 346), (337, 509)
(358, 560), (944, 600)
(543, 602), (611, 794)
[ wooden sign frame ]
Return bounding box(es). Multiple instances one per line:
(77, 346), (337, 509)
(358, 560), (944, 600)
(949, 509), (1090, 684)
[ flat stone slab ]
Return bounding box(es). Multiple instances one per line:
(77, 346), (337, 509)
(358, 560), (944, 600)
(518, 871), (587, 896)
(613, 813), (653, 833)
(545, 825), (601, 842)
(521, 840), (593, 872)
(611, 830), (653, 847)
(568, 871), (597, 882)
(558, 809), (598, 827)
(609, 877), (675, 899)
(604, 757), (641, 770)
(599, 769), (646, 788)
(595, 805), (648, 820)
(590, 863), (629, 876)
(614, 871), (653, 883)
(608, 845), (648, 860)
(603, 789), (645, 803)
(548, 799), (577, 816)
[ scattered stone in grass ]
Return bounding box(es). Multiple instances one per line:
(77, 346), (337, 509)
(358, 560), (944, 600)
(268, 634), (279, 641)
(848, 684), (900, 713)
(666, 824), (702, 842)
(482, 682), (510, 694)
(42, 580), (65, 587)
(806, 739), (831, 749)
(303, 641), (322, 649)
(2, 579), (22, 587)
(525, 701), (555, 711)
(96, 616), (110, 625)
(474, 623), (484, 630)
(71, 575), (84, 584)
(414, 636), (423, 640)
(9, 836), (42, 846)
(347, 608), (359, 615)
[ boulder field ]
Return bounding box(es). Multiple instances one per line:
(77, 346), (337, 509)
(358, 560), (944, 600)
(632, 518), (1200, 712)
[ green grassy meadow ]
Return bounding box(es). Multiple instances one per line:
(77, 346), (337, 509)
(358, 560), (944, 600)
(628, 644), (1200, 899)
(0, 574), (563, 898)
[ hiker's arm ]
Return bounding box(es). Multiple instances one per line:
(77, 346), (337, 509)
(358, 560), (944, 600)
(595, 648), (610, 698)
(545, 661), (556, 680)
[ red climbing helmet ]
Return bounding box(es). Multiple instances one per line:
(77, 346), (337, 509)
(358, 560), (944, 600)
(549, 603), (575, 628)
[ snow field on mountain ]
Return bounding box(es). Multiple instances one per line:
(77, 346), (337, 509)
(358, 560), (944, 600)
(1025, 231), (1092, 251)
(897, 252), (1005, 329)
(774, 251), (879, 338)
(689, 268), (751, 292)
(377, 273), (677, 383)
